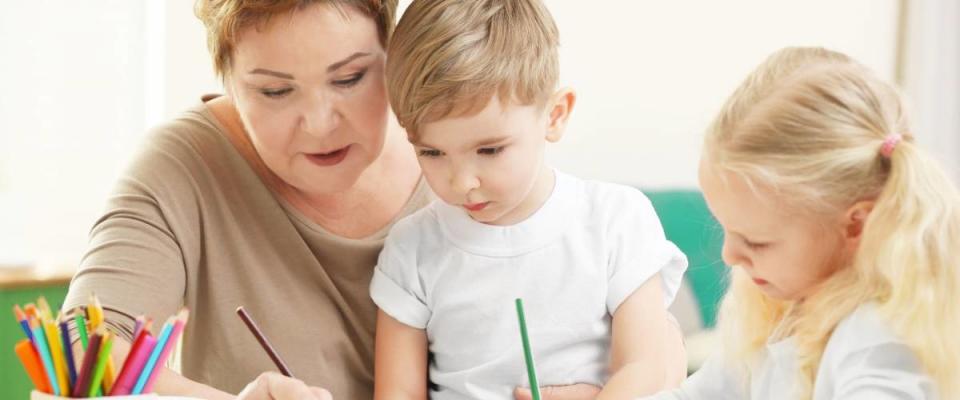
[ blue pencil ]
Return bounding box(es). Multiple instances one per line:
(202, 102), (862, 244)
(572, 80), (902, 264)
(13, 305), (33, 340)
(59, 319), (78, 387)
(132, 320), (174, 394)
(31, 323), (61, 396)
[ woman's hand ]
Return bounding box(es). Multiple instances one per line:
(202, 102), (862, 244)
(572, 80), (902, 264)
(514, 383), (602, 400)
(236, 372), (333, 400)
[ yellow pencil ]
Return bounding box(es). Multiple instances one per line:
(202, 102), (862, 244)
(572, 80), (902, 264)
(37, 296), (54, 321)
(86, 293), (114, 395)
(42, 316), (71, 394)
(87, 294), (104, 330)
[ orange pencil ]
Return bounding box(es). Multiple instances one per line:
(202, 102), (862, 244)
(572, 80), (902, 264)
(15, 339), (52, 393)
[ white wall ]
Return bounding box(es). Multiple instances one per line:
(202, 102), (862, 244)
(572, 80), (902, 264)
(0, 1), (907, 267)
(545, 0), (899, 188)
(0, 1), (148, 267)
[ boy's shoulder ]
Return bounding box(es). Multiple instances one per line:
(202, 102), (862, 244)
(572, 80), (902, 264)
(384, 200), (447, 246)
(560, 171), (655, 219)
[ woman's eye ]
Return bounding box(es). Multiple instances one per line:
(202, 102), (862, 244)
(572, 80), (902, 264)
(418, 149), (443, 158)
(744, 240), (769, 250)
(333, 71), (366, 88)
(478, 146), (505, 156)
(260, 87), (293, 98)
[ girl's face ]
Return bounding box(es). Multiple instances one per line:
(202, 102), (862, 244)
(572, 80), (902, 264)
(226, 3), (391, 195)
(699, 162), (853, 301)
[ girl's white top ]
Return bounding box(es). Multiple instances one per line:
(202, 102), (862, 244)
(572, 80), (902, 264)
(642, 304), (937, 400)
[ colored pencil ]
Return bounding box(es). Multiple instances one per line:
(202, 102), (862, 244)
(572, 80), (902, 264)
(75, 312), (89, 349)
(110, 323), (156, 396)
(14, 305), (33, 340)
(237, 306), (295, 377)
(143, 309), (189, 393)
(87, 331), (115, 397)
(515, 298), (541, 400)
(59, 317), (78, 388)
(42, 315), (70, 394)
(73, 329), (103, 398)
(31, 319), (60, 396)
(132, 318), (174, 394)
(15, 339), (52, 394)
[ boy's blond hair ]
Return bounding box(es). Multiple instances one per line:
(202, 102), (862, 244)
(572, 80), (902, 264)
(705, 47), (960, 399)
(386, 0), (559, 138)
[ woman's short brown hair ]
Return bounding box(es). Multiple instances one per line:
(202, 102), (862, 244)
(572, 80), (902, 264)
(194, 0), (397, 79)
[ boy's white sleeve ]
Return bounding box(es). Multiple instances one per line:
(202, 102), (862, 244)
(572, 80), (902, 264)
(606, 188), (688, 314)
(369, 225), (431, 329)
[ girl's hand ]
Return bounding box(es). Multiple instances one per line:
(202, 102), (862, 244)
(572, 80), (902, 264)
(514, 384), (602, 400)
(236, 372), (333, 400)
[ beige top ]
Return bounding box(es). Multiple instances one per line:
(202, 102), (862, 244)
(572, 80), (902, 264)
(62, 101), (433, 398)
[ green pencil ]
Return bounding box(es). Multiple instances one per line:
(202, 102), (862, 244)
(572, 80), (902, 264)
(515, 298), (541, 400)
(87, 331), (115, 397)
(74, 313), (89, 348)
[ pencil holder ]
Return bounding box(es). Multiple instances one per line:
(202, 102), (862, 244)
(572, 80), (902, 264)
(30, 391), (160, 399)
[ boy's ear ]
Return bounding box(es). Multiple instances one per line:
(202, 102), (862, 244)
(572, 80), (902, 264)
(546, 88), (576, 143)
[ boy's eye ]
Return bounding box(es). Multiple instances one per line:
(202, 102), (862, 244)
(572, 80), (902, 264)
(260, 87), (293, 98)
(333, 71), (366, 87)
(477, 146), (505, 156)
(418, 149), (443, 158)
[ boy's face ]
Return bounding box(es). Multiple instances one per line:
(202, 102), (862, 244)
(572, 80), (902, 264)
(413, 94), (567, 225)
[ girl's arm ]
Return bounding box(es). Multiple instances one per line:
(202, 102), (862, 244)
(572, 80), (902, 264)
(597, 273), (676, 399)
(374, 310), (429, 400)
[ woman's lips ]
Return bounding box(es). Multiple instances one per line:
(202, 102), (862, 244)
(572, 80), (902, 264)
(306, 145), (350, 166)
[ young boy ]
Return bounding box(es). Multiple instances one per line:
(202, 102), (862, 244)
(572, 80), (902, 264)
(370, 1), (688, 398)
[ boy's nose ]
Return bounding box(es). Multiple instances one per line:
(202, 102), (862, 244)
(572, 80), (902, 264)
(450, 168), (480, 195)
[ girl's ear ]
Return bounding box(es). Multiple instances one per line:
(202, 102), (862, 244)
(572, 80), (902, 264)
(842, 200), (875, 243)
(545, 88), (576, 143)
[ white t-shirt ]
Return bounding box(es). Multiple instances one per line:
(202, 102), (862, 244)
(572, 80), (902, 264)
(370, 171), (689, 399)
(642, 304), (938, 400)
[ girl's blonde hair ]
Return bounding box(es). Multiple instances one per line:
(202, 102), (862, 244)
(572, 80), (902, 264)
(705, 47), (960, 398)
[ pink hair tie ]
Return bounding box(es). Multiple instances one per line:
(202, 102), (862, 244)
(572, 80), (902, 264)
(880, 133), (903, 158)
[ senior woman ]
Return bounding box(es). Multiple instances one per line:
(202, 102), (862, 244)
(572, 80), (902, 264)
(62, 1), (685, 399)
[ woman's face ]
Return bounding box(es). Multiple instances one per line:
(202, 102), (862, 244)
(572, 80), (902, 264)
(227, 3), (390, 195)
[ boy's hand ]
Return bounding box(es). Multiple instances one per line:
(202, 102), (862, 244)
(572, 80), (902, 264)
(236, 372), (333, 400)
(514, 384), (601, 400)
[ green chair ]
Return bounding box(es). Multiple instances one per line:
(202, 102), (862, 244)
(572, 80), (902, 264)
(645, 190), (728, 329)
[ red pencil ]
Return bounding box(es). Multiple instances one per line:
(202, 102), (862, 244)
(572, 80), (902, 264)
(73, 329), (103, 398)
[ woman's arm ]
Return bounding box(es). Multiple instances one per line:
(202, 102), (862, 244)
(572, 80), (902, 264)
(374, 310), (429, 400)
(598, 274), (678, 399)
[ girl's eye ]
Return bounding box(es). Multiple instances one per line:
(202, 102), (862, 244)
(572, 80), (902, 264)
(418, 149), (443, 158)
(333, 71), (366, 87)
(260, 87), (293, 98)
(478, 146), (505, 156)
(744, 240), (769, 250)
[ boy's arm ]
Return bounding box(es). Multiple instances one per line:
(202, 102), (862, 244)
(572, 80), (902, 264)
(597, 273), (678, 400)
(374, 309), (429, 400)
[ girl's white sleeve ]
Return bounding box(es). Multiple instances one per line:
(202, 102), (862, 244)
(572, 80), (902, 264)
(639, 355), (748, 400)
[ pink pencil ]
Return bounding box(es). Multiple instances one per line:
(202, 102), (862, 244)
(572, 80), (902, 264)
(109, 333), (157, 396)
(142, 309), (189, 393)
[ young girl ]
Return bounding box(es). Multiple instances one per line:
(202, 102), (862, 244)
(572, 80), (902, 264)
(645, 47), (959, 399)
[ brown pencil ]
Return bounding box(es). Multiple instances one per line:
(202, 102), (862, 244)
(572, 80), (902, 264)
(236, 306), (295, 378)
